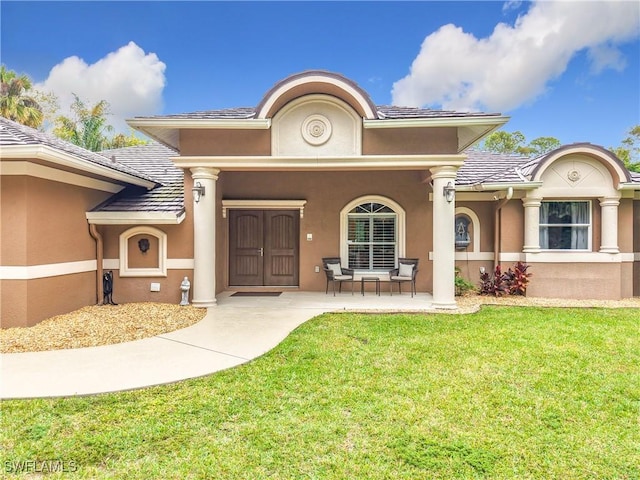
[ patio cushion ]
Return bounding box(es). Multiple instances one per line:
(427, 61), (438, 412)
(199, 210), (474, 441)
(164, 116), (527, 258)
(399, 263), (414, 277)
(334, 274), (352, 280)
(391, 276), (413, 281)
(327, 263), (342, 276)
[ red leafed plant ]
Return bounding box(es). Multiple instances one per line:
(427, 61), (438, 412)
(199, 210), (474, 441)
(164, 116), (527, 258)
(480, 262), (532, 297)
(505, 261), (532, 296)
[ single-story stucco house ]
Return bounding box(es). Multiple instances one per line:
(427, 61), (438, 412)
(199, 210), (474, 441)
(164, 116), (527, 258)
(1, 70), (639, 328)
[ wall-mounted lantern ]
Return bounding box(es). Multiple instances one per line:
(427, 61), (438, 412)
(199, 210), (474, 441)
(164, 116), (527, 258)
(192, 182), (206, 203)
(443, 182), (455, 203)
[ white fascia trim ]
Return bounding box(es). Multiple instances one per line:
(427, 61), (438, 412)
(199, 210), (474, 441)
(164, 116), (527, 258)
(456, 182), (544, 192)
(1, 161), (124, 193)
(86, 211), (186, 225)
(635, 253), (640, 261)
(1, 145), (156, 189)
(127, 118), (271, 130)
(0, 260), (97, 280)
(363, 115), (510, 129)
(103, 258), (195, 270)
(173, 154), (467, 170)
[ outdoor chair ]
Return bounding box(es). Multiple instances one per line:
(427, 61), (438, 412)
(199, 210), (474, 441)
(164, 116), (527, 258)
(322, 257), (354, 296)
(389, 258), (419, 297)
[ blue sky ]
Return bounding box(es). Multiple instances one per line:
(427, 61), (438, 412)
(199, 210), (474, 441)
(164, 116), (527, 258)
(2, 1), (639, 149)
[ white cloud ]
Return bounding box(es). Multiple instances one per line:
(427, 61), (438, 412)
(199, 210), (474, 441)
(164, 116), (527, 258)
(391, 1), (640, 112)
(36, 41), (166, 132)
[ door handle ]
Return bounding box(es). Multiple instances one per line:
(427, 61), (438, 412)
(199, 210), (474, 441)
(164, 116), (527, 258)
(259, 248), (264, 257)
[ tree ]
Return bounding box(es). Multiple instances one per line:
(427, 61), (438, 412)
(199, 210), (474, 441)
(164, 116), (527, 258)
(53, 95), (147, 151)
(107, 130), (149, 149)
(610, 125), (640, 173)
(54, 95), (115, 151)
(0, 65), (44, 128)
(479, 130), (560, 157)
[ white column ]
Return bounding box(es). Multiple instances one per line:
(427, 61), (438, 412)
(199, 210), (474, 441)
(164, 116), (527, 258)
(522, 196), (542, 253)
(191, 167), (220, 307)
(599, 197), (620, 253)
(431, 166), (457, 309)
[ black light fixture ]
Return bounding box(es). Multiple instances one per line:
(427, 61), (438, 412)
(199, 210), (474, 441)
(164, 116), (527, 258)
(443, 181), (455, 203)
(192, 182), (205, 203)
(138, 238), (150, 253)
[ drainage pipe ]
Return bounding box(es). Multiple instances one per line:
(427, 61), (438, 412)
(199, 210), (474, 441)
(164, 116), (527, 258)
(494, 187), (513, 269)
(89, 223), (104, 305)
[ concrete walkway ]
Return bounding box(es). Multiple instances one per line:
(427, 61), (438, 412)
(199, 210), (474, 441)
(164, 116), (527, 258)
(0, 291), (434, 399)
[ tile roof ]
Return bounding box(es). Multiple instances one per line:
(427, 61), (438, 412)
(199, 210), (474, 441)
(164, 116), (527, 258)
(92, 142), (184, 214)
(456, 150), (535, 186)
(0, 116), (156, 183)
(132, 105), (502, 121)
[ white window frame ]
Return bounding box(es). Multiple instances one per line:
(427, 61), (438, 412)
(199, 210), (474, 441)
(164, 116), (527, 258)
(539, 200), (592, 252)
(340, 195), (405, 272)
(119, 226), (167, 277)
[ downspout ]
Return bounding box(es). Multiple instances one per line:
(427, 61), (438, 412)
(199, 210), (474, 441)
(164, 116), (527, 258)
(494, 187), (513, 269)
(89, 223), (104, 305)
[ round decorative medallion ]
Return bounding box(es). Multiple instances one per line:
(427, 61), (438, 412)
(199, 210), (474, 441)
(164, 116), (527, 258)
(567, 169), (581, 182)
(301, 114), (332, 146)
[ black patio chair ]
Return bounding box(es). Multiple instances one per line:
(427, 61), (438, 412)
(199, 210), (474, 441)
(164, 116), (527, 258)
(389, 258), (419, 297)
(322, 257), (354, 296)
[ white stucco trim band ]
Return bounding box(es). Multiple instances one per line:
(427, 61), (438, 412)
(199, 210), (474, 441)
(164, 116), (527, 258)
(103, 259), (195, 270)
(0, 260), (97, 280)
(498, 252), (635, 263)
(174, 154), (467, 171)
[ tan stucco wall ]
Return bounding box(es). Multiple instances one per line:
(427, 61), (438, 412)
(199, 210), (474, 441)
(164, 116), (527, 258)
(99, 269), (191, 305)
(1, 175), (112, 328)
(1, 272), (96, 328)
(216, 170), (434, 292)
(362, 128), (459, 155)
(634, 200), (640, 296)
(10, 176), (109, 265)
(180, 130), (271, 156)
(527, 262), (630, 300)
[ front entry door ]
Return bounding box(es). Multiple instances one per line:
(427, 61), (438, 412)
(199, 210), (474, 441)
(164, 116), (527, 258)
(229, 210), (299, 286)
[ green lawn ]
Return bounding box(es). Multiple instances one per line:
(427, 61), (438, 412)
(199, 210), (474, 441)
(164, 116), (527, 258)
(1, 307), (639, 479)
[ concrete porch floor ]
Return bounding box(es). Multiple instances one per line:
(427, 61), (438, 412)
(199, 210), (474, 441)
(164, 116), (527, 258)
(217, 289), (435, 311)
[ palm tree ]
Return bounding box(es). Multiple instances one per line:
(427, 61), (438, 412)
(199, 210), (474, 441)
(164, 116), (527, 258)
(54, 95), (114, 151)
(0, 65), (43, 128)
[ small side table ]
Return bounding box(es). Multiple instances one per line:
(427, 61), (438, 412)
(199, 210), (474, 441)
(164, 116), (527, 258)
(360, 276), (380, 296)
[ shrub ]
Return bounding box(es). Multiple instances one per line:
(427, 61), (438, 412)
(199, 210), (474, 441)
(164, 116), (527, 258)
(454, 267), (477, 296)
(480, 263), (532, 296)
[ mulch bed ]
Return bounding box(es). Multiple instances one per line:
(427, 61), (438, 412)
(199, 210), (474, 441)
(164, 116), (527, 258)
(0, 303), (206, 354)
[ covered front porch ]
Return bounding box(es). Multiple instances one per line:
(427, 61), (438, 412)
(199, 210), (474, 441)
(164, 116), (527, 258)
(216, 290), (436, 312)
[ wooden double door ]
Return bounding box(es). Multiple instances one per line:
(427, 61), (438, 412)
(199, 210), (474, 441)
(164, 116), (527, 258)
(229, 210), (299, 286)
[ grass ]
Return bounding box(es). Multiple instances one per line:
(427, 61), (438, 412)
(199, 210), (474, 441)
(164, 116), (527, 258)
(1, 306), (639, 479)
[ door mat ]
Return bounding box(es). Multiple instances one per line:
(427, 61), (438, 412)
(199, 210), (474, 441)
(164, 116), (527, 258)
(231, 292), (282, 297)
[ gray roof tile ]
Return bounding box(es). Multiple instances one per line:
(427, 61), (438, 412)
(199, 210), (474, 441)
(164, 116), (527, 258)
(0, 116), (156, 183)
(133, 105), (503, 121)
(456, 150), (534, 186)
(93, 143), (184, 214)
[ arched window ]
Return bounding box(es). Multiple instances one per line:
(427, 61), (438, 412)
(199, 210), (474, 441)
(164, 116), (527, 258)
(340, 196), (405, 272)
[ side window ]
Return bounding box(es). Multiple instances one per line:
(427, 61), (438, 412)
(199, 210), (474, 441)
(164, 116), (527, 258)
(539, 201), (591, 250)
